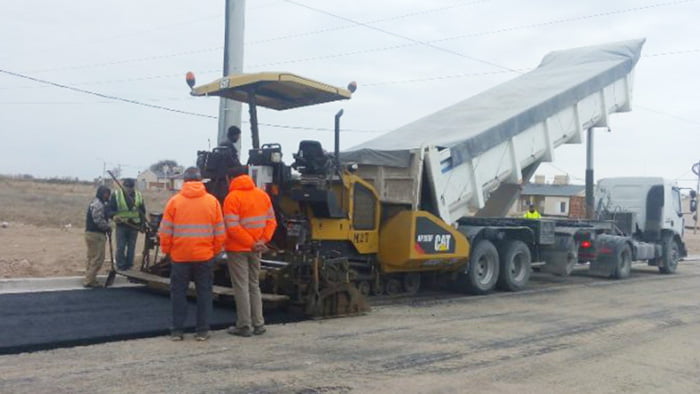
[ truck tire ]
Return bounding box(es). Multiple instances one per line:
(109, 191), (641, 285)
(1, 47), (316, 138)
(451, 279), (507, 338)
(611, 244), (631, 279)
(458, 240), (500, 295)
(496, 240), (531, 291)
(659, 236), (679, 274)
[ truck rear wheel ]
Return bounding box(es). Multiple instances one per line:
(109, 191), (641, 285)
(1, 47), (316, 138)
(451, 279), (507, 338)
(496, 240), (531, 291)
(611, 244), (631, 279)
(458, 240), (500, 295)
(659, 236), (679, 274)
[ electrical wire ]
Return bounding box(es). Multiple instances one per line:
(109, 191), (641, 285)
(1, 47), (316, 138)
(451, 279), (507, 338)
(0, 69), (217, 119)
(0, 68), (386, 133)
(24, 0), (490, 75)
(4, 44), (699, 92)
(249, 0), (491, 45)
(282, 0), (519, 72)
(4, 0), (698, 88)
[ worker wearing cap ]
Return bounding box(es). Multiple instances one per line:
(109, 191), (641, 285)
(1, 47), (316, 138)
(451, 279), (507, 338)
(109, 178), (146, 270)
(83, 185), (112, 287)
(223, 168), (277, 337)
(523, 203), (542, 219)
(159, 167), (225, 341)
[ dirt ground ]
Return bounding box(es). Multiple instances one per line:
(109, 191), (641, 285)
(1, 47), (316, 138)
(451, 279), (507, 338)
(0, 178), (172, 278)
(2, 262), (700, 393)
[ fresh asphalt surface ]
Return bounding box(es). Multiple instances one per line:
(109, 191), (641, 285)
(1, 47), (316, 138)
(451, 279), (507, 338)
(2, 257), (697, 355)
(0, 287), (297, 355)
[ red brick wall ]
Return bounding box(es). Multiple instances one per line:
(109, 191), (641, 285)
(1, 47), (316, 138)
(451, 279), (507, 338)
(569, 196), (586, 218)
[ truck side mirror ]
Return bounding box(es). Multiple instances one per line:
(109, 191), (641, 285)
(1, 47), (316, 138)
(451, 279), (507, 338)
(691, 199), (697, 212)
(691, 190), (697, 199)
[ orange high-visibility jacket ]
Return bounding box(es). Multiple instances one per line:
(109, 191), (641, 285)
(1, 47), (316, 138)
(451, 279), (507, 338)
(159, 181), (225, 263)
(223, 175), (277, 252)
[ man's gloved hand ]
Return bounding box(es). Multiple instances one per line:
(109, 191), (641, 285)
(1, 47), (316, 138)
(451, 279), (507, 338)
(113, 216), (123, 224)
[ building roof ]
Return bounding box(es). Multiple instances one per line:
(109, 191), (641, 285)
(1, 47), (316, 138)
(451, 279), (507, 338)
(521, 183), (585, 197)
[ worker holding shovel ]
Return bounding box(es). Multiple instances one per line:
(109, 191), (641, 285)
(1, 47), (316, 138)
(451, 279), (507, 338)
(109, 178), (146, 271)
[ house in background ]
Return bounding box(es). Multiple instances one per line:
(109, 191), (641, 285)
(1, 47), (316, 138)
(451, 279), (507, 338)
(511, 175), (586, 218)
(136, 166), (184, 191)
(136, 170), (167, 191)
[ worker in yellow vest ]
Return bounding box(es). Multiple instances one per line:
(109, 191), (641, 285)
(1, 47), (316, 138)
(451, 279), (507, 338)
(523, 203), (542, 219)
(109, 178), (146, 270)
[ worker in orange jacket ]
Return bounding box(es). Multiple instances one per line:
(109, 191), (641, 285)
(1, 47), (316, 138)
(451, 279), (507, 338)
(159, 167), (225, 341)
(223, 168), (277, 337)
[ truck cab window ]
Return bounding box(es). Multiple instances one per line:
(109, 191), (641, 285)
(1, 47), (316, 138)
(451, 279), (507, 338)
(672, 187), (682, 215)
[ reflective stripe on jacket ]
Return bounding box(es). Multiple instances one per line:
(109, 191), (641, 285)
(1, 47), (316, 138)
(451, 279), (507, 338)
(159, 181), (225, 262)
(223, 175), (277, 252)
(114, 189), (144, 222)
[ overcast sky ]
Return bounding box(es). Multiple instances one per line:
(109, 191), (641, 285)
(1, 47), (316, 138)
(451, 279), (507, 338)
(1, 0), (699, 188)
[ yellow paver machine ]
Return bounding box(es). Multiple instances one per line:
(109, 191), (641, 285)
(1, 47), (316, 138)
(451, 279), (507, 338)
(121, 71), (471, 318)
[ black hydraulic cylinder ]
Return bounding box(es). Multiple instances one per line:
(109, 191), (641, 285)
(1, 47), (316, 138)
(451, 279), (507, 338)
(586, 128), (594, 219)
(247, 90), (260, 149)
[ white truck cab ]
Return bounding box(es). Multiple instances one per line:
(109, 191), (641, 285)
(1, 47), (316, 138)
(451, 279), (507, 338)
(596, 177), (684, 240)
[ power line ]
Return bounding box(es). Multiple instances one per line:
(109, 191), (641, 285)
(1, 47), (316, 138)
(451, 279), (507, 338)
(4, 45), (699, 92)
(0, 68), (385, 133)
(361, 69), (528, 87)
(0, 69), (217, 119)
(24, 1), (490, 75)
(29, 47), (223, 73)
(636, 105), (700, 126)
(5, 0), (698, 87)
(282, 0), (519, 72)
(249, 0), (491, 45)
(432, 0), (699, 44)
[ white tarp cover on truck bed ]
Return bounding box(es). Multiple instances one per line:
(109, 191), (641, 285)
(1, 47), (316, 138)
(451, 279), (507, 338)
(341, 39), (645, 168)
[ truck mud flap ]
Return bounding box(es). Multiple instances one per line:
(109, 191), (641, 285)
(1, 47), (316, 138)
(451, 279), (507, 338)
(588, 235), (626, 277)
(540, 234), (577, 277)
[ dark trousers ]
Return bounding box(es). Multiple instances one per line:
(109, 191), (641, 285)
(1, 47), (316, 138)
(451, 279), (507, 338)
(115, 225), (138, 270)
(170, 260), (213, 335)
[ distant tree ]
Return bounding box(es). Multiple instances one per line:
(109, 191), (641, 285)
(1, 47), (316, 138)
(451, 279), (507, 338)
(150, 159), (179, 174)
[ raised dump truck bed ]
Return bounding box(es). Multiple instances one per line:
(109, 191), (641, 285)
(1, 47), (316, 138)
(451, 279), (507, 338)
(342, 39), (645, 223)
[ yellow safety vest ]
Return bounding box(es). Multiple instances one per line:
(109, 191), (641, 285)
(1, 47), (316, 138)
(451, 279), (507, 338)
(523, 210), (541, 219)
(114, 189), (144, 223)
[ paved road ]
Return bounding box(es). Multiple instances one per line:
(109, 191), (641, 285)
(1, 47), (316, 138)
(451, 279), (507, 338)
(1, 262), (699, 393)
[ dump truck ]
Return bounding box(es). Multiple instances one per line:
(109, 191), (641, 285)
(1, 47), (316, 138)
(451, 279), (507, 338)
(121, 38), (691, 318)
(567, 177), (693, 277)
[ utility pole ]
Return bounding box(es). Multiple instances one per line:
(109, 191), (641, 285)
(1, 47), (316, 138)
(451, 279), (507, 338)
(218, 0), (245, 148)
(693, 161), (700, 234)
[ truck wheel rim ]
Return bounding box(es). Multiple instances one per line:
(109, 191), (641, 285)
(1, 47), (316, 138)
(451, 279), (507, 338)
(670, 244), (679, 269)
(477, 256), (494, 284)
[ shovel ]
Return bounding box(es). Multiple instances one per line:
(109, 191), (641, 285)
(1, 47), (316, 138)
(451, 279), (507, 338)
(105, 231), (117, 287)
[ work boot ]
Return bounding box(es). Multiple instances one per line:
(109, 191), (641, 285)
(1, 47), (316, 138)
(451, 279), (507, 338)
(83, 281), (101, 288)
(170, 331), (184, 341)
(227, 326), (252, 337)
(253, 325), (267, 336)
(195, 331), (210, 342)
